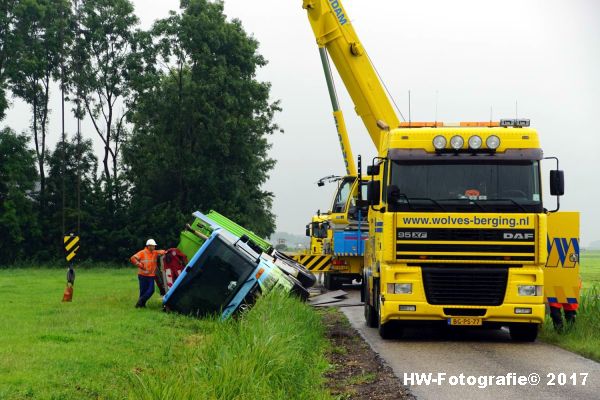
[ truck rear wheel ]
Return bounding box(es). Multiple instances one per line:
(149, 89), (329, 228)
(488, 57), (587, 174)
(324, 273), (341, 290)
(509, 323), (539, 342)
(272, 251), (317, 288)
(287, 274), (310, 301)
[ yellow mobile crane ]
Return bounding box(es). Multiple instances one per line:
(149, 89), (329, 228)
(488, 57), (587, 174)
(299, 171), (369, 290)
(301, 0), (580, 341)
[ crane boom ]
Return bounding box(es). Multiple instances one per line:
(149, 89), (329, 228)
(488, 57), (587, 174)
(318, 48), (356, 176)
(303, 0), (400, 151)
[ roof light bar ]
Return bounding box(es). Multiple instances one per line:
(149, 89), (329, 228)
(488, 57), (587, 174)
(450, 135), (464, 150)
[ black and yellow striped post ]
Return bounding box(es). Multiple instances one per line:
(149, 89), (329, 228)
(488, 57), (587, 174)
(62, 233), (79, 302)
(64, 234), (80, 262)
(292, 254), (332, 272)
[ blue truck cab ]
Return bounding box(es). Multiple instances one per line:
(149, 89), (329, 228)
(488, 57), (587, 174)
(163, 214), (296, 319)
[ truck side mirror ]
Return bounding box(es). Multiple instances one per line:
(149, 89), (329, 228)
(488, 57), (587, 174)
(305, 225), (310, 237)
(550, 170), (564, 196)
(367, 180), (381, 206)
(387, 185), (401, 204)
(367, 165), (380, 176)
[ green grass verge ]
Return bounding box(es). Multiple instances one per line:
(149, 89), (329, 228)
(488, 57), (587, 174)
(580, 250), (600, 288)
(540, 284), (600, 362)
(0, 269), (332, 400)
(540, 251), (600, 361)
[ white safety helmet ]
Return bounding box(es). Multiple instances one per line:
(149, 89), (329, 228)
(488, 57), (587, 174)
(146, 239), (157, 246)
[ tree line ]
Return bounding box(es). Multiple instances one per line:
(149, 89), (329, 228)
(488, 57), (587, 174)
(0, 0), (280, 265)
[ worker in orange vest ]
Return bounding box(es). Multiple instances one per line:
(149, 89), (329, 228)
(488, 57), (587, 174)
(130, 239), (165, 308)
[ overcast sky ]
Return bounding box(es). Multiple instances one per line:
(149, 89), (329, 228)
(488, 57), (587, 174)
(4, 0), (600, 245)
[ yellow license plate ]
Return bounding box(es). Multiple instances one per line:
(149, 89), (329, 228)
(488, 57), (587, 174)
(449, 317), (482, 326)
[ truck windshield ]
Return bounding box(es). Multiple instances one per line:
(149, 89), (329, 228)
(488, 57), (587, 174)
(311, 221), (329, 238)
(332, 177), (355, 213)
(389, 160), (542, 213)
(166, 236), (256, 317)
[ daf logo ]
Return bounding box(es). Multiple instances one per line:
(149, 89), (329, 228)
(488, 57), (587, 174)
(503, 232), (534, 240)
(398, 232), (428, 239)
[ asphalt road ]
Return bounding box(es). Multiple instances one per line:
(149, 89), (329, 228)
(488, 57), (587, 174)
(337, 288), (600, 400)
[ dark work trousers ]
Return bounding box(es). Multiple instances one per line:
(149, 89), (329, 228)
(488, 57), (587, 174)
(137, 275), (155, 307)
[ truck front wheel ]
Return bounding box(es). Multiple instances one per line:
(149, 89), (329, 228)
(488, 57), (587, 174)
(364, 302), (378, 328)
(364, 293), (378, 328)
(509, 323), (539, 342)
(363, 276), (378, 327)
(377, 289), (403, 339)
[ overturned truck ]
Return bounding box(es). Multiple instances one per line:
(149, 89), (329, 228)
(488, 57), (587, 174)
(161, 211), (316, 319)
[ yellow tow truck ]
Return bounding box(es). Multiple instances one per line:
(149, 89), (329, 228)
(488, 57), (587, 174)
(301, 0), (580, 341)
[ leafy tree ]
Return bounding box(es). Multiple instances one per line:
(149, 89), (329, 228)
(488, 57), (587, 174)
(70, 0), (138, 208)
(0, 128), (39, 263)
(0, 0), (18, 121)
(125, 0), (280, 238)
(275, 243), (288, 252)
(8, 0), (72, 206)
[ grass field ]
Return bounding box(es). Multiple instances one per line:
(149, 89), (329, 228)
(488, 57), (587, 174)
(2, 253), (598, 397)
(0, 269), (331, 400)
(580, 249), (600, 288)
(540, 250), (600, 361)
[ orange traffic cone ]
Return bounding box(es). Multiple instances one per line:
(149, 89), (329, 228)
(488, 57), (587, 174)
(62, 283), (73, 302)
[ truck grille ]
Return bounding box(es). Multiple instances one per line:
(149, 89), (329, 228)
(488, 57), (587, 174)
(396, 228), (536, 263)
(422, 266), (508, 306)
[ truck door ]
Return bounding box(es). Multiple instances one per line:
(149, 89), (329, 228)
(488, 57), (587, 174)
(545, 212), (581, 305)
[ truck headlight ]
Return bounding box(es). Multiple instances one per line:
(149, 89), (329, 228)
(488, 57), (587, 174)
(450, 135), (464, 150)
(387, 283), (412, 294)
(518, 285), (543, 296)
